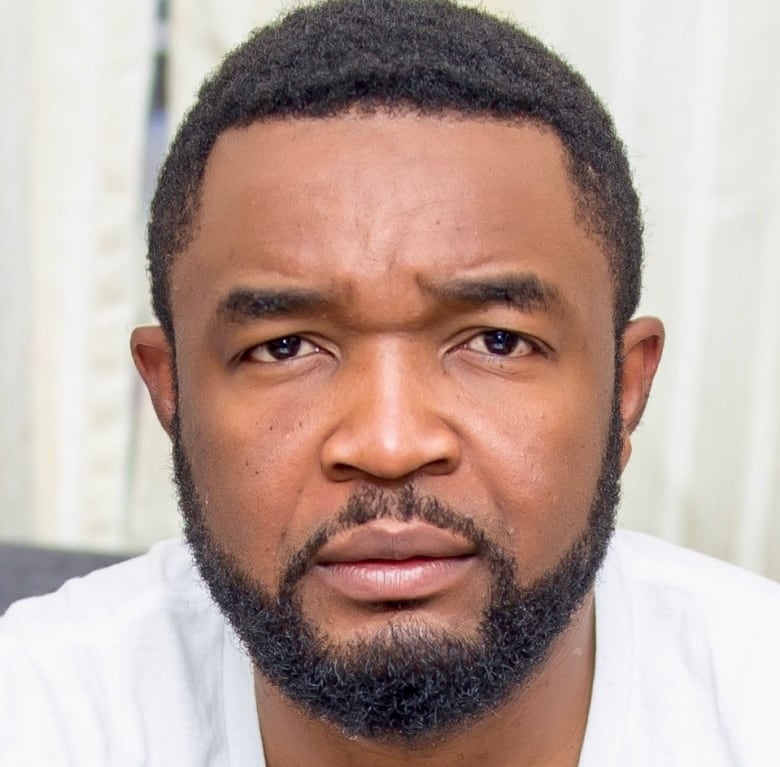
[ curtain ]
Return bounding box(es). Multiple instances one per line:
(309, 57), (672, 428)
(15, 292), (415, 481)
(0, 0), (157, 549)
(2, 0), (778, 580)
(515, 0), (780, 577)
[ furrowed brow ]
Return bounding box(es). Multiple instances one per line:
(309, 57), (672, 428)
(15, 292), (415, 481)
(430, 274), (567, 316)
(216, 288), (329, 324)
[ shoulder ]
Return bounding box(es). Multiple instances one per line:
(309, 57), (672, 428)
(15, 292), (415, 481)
(595, 530), (780, 765)
(0, 536), (225, 676)
(0, 538), (217, 646)
(605, 529), (780, 615)
(2, 538), (199, 624)
(603, 529), (780, 661)
(0, 539), (228, 764)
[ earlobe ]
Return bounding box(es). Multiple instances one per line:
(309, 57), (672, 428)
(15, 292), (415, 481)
(618, 316), (664, 468)
(131, 326), (177, 437)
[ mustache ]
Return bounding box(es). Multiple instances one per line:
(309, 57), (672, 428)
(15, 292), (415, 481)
(279, 484), (514, 597)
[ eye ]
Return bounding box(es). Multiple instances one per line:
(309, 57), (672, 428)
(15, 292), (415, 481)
(244, 335), (321, 363)
(463, 329), (537, 357)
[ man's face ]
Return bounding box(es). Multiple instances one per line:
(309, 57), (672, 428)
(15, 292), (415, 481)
(135, 113), (659, 738)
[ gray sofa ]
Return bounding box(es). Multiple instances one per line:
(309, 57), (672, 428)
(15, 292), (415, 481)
(0, 543), (130, 614)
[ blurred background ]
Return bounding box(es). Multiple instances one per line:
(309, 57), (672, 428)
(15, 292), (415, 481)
(1, 0), (778, 579)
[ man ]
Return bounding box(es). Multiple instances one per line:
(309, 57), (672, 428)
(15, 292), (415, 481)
(2, 1), (778, 764)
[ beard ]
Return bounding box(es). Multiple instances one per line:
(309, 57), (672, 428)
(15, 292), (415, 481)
(173, 395), (622, 743)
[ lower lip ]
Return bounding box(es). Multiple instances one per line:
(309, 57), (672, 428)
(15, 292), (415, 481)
(314, 556), (476, 602)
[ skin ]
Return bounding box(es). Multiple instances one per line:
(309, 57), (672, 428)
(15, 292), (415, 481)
(132, 113), (663, 766)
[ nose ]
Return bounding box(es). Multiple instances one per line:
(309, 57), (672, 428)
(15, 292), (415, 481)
(320, 345), (462, 482)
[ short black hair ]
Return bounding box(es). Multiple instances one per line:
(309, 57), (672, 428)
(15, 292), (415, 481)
(148, 0), (642, 343)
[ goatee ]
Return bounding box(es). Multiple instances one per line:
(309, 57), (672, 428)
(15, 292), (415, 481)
(173, 397), (621, 742)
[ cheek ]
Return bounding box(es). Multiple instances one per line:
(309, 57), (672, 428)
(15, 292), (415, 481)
(178, 381), (325, 584)
(465, 383), (611, 578)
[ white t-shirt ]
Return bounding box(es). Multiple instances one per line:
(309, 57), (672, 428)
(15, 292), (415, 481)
(1, 530), (778, 766)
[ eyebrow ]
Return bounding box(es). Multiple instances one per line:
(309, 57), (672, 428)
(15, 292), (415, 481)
(427, 274), (568, 316)
(216, 287), (330, 324)
(215, 273), (567, 326)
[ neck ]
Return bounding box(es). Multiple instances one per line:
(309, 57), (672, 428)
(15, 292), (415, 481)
(254, 593), (596, 767)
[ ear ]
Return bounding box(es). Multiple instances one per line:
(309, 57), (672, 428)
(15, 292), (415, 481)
(131, 326), (176, 438)
(618, 316), (664, 469)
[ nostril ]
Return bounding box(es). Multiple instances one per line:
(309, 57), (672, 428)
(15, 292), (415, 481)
(326, 453), (458, 483)
(425, 457), (457, 476)
(332, 462), (358, 477)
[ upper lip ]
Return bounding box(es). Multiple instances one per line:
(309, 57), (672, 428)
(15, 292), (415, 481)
(314, 521), (476, 564)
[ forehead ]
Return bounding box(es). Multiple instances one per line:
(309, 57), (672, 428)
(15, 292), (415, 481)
(172, 113), (611, 331)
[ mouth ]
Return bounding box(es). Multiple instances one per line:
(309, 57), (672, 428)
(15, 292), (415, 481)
(312, 521), (478, 603)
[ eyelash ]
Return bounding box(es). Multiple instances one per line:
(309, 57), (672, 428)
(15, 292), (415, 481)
(243, 336), (323, 364)
(459, 329), (542, 358)
(242, 328), (544, 365)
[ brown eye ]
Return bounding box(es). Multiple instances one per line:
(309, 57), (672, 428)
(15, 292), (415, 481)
(266, 336), (302, 359)
(465, 330), (535, 357)
(246, 336), (320, 363)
